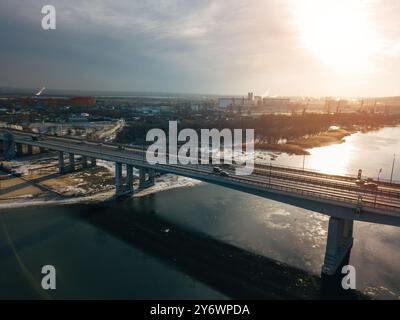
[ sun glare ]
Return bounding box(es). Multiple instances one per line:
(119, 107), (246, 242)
(294, 0), (377, 73)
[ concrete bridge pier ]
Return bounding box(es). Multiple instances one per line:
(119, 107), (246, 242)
(139, 167), (145, 187)
(58, 152), (77, 174)
(127, 165), (134, 189)
(139, 167), (155, 189)
(69, 153), (75, 172)
(81, 156), (88, 169)
(322, 217), (354, 276)
(58, 151), (65, 174)
(115, 163), (134, 197)
(115, 162), (122, 195)
(320, 217), (354, 297)
(16, 143), (24, 157)
(148, 169), (155, 185)
(90, 158), (97, 167)
(14, 143), (33, 157)
(4, 140), (15, 159)
(1, 132), (42, 159)
(321, 217), (354, 295)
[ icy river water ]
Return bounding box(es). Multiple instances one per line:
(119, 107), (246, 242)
(1, 126), (399, 299)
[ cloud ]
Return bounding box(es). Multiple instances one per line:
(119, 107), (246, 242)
(0, 0), (400, 96)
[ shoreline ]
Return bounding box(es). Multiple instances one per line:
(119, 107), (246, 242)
(0, 166), (202, 210)
(255, 125), (393, 155)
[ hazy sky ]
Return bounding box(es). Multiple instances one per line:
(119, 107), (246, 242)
(1, 0), (400, 97)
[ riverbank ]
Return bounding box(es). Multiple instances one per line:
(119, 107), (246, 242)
(0, 154), (201, 209)
(256, 126), (374, 155)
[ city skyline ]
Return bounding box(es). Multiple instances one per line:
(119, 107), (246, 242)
(1, 0), (400, 97)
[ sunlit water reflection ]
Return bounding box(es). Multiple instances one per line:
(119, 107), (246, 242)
(257, 126), (400, 181)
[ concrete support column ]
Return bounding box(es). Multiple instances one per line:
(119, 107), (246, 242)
(148, 169), (155, 187)
(69, 153), (75, 171)
(6, 141), (16, 159)
(139, 167), (146, 189)
(115, 162), (123, 195)
(81, 156), (88, 169)
(1, 140), (6, 156)
(322, 217), (354, 276)
(58, 151), (65, 174)
(91, 158), (97, 167)
(139, 167), (156, 189)
(2, 133), (15, 160)
(115, 163), (134, 197)
(127, 165), (134, 192)
(16, 143), (23, 156)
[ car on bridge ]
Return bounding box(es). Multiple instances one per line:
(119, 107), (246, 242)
(220, 170), (230, 177)
(213, 167), (222, 174)
(355, 179), (365, 186)
(363, 182), (378, 191)
(213, 167), (230, 177)
(355, 178), (378, 190)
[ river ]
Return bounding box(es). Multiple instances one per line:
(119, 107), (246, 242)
(0, 126), (399, 299)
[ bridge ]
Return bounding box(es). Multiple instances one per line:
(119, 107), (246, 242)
(1, 128), (400, 280)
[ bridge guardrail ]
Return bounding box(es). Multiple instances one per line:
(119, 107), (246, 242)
(158, 162), (400, 214)
(252, 168), (400, 199)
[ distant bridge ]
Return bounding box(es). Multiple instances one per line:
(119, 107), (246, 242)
(1, 128), (400, 278)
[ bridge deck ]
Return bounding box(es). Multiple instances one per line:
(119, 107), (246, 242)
(2, 129), (400, 226)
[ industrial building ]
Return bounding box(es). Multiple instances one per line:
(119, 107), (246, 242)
(19, 96), (96, 107)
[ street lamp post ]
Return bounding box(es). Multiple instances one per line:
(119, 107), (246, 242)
(390, 154), (396, 184)
(374, 168), (382, 208)
(269, 162), (272, 187)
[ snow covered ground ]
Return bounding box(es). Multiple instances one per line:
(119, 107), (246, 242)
(0, 157), (202, 209)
